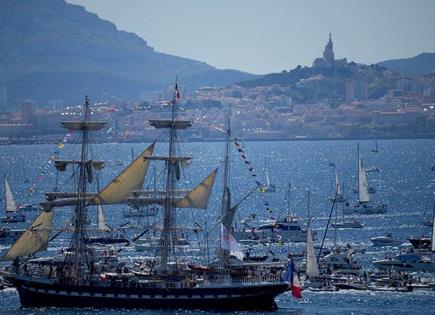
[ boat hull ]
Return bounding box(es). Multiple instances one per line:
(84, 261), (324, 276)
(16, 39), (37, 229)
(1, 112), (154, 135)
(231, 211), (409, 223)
(9, 276), (288, 311)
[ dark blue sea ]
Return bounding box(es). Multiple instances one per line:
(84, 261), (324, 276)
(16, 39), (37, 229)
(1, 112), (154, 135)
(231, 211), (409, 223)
(0, 139), (434, 314)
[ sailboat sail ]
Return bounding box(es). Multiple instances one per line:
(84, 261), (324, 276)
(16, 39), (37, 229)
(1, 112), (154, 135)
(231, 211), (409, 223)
(335, 170), (342, 197)
(358, 158), (370, 203)
(306, 228), (320, 278)
(265, 163), (271, 188)
(91, 142), (155, 205)
(97, 205), (111, 232)
(176, 169), (217, 209)
(4, 178), (17, 212)
(1, 210), (54, 261)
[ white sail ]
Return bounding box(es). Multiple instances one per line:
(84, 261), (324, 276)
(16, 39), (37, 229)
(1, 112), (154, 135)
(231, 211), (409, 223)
(265, 161), (271, 188)
(176, 169), (217, 209)
(335, 170), (343, 197)
(306, 228), (320, 278)
(97, 205), (111, 232)
(1, 210), (54, 261)
(358, 158), (370, 203)
(4, 177), (17, 212)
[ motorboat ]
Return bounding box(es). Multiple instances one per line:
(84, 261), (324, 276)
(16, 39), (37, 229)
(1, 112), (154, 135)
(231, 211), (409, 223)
(331, 220), (363, 229)
(233, 215), (308, 243)
(0, 227), (25, 244)
(370, 234), (402, 246)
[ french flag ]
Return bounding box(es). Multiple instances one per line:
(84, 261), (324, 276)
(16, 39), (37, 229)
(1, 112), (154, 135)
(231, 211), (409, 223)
(284, 259), (302, 298)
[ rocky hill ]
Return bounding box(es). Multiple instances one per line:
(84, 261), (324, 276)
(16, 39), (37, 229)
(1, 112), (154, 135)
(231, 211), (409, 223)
(239, 62), (402, 103)
(0, 0), (255, 107)
(378, 52), (435, 76)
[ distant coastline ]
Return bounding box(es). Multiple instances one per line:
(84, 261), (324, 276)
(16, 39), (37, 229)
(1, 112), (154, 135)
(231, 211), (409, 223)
(1, 135), (434, 146)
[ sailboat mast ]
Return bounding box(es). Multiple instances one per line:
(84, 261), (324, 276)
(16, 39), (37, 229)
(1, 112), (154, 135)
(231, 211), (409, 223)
(70, 96), (92, 277)
(287, 182), (291, 218)
(160, 82), (179, 273)
(220, 108), (232, 265)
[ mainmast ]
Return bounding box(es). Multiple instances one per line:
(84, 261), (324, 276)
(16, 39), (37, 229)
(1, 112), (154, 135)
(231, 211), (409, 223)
(147, 81), (199, 274)
(161, 83), (179, 273)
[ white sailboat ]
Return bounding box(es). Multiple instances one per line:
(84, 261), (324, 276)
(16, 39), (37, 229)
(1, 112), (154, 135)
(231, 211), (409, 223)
(262, 159), (276, 192)
(344, 144), (387, 215)
(306, 228), (320, 279)
(1, 177), (26, 223)
(329, 168), (346, 202)
(371, 139), (379, 153)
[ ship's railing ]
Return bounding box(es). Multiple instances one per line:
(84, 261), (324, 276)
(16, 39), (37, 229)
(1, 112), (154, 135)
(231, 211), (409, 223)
(201, 274), (283, 287)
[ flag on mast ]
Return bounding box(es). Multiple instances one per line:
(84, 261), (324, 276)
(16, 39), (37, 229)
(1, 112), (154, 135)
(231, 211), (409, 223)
(175, 83), (180, 101)
(284, 259), (302, 298)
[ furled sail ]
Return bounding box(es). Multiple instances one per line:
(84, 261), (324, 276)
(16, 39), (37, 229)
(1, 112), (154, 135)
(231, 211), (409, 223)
(4, 177), (17, 212)
(306, 228), (320, 278)
(358, 158), (370, 203)
(176, 169), (218, 209)
(1, 210), (54, 261)
(97, 205), (111, 232)
(91, 142), (155, 205)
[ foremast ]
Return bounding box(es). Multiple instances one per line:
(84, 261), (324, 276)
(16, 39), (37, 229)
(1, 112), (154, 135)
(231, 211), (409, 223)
(63, 96), (106, 278)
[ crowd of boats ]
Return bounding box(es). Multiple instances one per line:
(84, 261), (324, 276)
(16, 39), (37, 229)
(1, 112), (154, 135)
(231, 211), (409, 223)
(0, 92), (434, 310)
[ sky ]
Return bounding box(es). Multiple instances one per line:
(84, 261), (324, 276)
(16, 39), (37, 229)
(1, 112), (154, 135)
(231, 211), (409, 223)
(67, 0), (435, 75)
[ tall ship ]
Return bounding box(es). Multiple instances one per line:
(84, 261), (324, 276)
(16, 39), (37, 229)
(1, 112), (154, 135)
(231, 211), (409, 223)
(1, 91), (288, 310)
(343, 143), (387, 215)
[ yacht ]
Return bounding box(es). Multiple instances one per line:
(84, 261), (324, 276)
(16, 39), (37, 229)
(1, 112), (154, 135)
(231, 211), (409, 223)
(233, 215), (308, 243)
(370, 234), (402, 246)
(331, 220), (363, 229)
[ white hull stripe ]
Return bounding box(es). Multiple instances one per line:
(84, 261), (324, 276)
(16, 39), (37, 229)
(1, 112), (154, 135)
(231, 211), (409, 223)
(21, 286), (252, 299)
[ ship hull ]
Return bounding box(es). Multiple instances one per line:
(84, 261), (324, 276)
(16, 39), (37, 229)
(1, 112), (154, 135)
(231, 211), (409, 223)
(9, 276), (288, 310)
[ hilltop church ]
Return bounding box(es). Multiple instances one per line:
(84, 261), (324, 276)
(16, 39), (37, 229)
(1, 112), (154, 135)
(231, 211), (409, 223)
(312, 33), (347, 68)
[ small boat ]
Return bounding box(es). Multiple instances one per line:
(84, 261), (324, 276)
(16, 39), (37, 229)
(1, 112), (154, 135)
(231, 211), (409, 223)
(233, 215), (308, 243)
(370, 234), (402, 246)
(18, 204), (39, 211)
(373, 250), (435, 272)
(1, 177), (26, 223)
(122, 206), (159, 218)
(135, 237), (161, 252)
(408, 237), (431, 250)
(0, 227), (25, 244)
(85, 205), (129, 245)
(331, 220), (363, 229)
(365, 167), (379, 173)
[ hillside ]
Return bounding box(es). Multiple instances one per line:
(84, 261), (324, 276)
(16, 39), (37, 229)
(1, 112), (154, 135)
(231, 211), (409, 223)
(239, 62), (400, 103)
(0, 0), (255, 107)
(378, 52), (435, 76)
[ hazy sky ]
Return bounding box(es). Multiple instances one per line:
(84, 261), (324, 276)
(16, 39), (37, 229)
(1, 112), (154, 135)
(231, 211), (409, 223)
(67, 0), (435, 74)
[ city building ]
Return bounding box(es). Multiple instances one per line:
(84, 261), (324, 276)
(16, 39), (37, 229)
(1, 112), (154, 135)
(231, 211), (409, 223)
(21, 99), (37, 125)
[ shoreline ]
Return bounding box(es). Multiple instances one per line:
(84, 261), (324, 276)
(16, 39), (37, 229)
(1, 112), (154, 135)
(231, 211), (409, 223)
(1, 135), (434, 146)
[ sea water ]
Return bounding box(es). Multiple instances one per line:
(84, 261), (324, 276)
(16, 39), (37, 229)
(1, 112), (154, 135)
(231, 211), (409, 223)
(0, 139), (434, 314)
